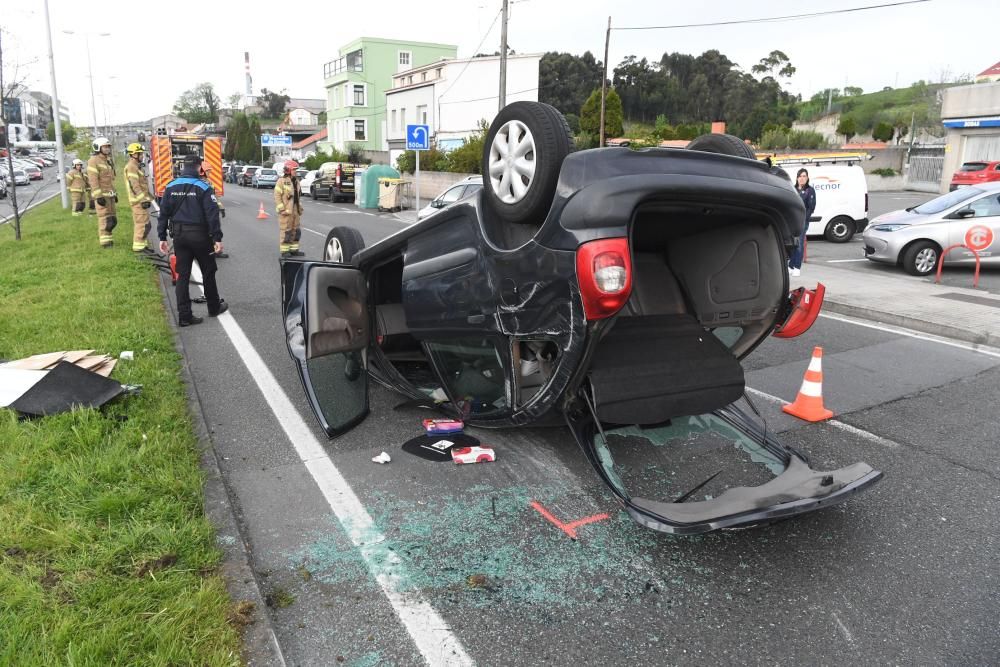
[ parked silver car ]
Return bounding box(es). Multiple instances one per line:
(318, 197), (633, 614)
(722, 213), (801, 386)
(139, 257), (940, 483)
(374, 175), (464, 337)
(863, 183), (1000, 275)
(417, 176), (483, 220)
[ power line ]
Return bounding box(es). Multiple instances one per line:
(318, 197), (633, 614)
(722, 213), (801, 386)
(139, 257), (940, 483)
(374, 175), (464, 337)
(613, 0), (931, 30)
(438, 5), (503, 101)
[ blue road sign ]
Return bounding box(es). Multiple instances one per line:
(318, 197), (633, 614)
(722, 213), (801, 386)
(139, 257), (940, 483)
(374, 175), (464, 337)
(260, 134), (292, 147)
(406, 124), (430, 150)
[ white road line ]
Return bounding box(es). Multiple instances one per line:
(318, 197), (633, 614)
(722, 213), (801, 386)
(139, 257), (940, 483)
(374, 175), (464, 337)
(302, 227), (325, 237)
(825, 259), (868, 263)
(745, 387), (901, 449)
(189, 264), (473, 667)
(819, 312), (1000, 359)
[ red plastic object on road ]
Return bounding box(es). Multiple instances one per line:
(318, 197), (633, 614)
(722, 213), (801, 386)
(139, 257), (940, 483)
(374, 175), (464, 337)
(451, 446), (495, 464)
(773, 283), (825, 338)
(169, 253), (179, 285)
(423, 418), (464, 435)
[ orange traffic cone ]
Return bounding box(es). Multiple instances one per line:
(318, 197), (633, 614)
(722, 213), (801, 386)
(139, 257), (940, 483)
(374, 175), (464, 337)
(257, 202), (269, 219)
(782, 346), (834, 422)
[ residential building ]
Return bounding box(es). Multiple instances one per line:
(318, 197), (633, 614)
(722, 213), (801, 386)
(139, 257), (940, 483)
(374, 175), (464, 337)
(384, 53), (541, 166)
(939, 81), (1000, 191)
(975, 61), (1000, 84)
(150, 114), (189, 135)
(2, 89), (48, 139)
(290, 128), (328, 160)
(323, 37), (457, 157)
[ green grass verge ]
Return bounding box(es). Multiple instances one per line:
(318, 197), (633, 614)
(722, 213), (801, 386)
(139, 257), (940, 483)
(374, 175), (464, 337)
(0, 193), (242, 665)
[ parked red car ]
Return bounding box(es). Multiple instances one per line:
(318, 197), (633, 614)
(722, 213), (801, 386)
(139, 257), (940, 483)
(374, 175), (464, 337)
(950, 161), (1000, 191)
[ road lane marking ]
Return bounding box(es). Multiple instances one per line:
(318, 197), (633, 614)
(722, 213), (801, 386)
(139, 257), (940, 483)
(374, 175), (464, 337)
(831, 612), (855, 643)
(745, 387), (901, 449)
(302, 227), (325, 237)
(819, 312), (1000, 359)
(189, 264), (473, 667)
(825, 259), (868, 263)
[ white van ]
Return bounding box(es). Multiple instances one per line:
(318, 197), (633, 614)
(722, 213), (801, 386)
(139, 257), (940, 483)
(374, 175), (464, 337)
(777, 161), (869, 242)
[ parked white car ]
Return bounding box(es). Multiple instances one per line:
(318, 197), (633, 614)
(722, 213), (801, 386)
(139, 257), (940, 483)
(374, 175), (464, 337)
(299, 169), (320, 195)
(417, 176), (484, 220)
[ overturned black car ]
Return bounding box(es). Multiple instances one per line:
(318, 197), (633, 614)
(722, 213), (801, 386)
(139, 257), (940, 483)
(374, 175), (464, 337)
(281, 101), (882, 535)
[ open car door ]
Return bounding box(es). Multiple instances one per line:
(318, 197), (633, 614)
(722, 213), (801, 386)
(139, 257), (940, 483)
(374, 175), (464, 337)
(281, 259), (370, 436)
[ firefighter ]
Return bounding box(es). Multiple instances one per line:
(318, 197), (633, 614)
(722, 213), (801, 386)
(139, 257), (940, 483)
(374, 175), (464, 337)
(66, 159), (87, 216)
(124, 143), (155, 253)
(273, 160), (303, 257)
(87, 136), (117, 248)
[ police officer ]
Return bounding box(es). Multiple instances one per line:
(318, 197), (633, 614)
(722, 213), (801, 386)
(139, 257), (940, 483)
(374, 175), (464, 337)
(124, 142), (155, 253)
(66, 159), (87, 216)
(87, 136), (117, 247)
(273, 160), (303, 257)
(157, 153), (228, 326)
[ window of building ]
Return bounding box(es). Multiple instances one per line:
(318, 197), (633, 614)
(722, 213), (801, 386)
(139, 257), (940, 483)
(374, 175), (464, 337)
(346, 49), (363, 72)
(417, 105), (427, 125)
(436, 68), (442, 78)
(398, 51), (411, 69)
(391, 109), (397, 132)
(353, 84), (366, 106)
(354, 119), (366, 141)
(421, 72), (427, 82)
(401, 108), (406, 129)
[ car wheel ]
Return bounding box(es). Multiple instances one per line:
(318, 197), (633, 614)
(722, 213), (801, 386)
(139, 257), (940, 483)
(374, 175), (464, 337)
(311, 186), (317, 200)
(329, 190), (336, 203)
(902, 240), (940, 276)
(481, 101), (572, 225)
(323, 226), (365, 263)
(824, 216), (856, 243)
(686, 132), (757, 160)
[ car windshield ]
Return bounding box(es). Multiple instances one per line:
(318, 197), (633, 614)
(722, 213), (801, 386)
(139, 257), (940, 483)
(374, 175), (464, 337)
(260, 169), (277, 176)
(960, 163), (988, 172)
(913, 187), (983, 215)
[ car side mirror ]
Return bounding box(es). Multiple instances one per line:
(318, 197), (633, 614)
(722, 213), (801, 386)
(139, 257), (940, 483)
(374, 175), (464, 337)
(953, 209), (975, 219)
(431, 199), (443, 208)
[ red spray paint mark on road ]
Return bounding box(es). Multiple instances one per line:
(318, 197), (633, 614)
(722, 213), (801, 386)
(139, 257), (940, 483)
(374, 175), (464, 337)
(530, 500), (610, 540)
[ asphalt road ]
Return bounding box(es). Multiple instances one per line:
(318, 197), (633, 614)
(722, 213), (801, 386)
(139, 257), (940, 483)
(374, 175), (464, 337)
(0, 172), (61, 223)
(154, 184), (1000, 666)
(808, 190), (1000, 294)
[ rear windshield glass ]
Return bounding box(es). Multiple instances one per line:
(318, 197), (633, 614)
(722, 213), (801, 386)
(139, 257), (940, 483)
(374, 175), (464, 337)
(260, 169), (277, 175)
(960, 163), (988, 172)
(913, 187), (982, 215)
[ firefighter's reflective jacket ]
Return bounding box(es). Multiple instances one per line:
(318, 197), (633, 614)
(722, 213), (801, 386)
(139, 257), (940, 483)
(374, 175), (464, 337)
(86, 154), (116, 199)
(124, 159), (153, 206)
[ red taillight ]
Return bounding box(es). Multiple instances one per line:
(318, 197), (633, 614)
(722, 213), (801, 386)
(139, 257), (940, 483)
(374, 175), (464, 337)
(576, 237), (632, 320)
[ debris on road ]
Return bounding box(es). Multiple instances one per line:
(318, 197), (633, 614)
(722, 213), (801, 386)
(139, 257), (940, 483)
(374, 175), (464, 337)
(371, 451), (392, 464)
(452, 445), (496, 464)
(9, 361), (126, 417)
(401, 433), (480, 462)
(119, 351), (134, 360)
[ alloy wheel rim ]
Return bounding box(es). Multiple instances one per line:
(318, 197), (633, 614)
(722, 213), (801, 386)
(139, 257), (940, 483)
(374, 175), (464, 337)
(488, 120), (536, 204)
(915, 248), (937, 273)
(833, 222), (848, 239)
(326, 237), (344, 262)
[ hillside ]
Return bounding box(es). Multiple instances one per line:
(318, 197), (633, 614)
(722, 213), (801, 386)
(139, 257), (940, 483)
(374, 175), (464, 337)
(797, 82), (955, 140)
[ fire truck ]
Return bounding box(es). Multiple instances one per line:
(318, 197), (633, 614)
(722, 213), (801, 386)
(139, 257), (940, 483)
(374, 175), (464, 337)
(150, 133), (224, 197)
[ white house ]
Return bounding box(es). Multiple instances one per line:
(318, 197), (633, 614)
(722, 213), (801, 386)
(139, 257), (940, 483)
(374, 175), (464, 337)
(384, 53), (541, 166)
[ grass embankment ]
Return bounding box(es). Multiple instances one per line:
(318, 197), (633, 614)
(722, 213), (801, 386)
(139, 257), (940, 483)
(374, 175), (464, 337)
(0, 191), (241, 664)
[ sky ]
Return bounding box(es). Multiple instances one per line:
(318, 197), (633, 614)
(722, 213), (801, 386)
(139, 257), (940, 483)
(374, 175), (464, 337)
(2, 0), (996, 128)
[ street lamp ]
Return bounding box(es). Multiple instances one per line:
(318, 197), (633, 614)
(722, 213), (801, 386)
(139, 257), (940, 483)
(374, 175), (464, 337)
(61, 29), (110, 137)
(43, 0), (68, 208)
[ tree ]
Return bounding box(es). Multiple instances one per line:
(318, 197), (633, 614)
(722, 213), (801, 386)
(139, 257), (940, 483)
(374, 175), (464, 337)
(751, 50), (796, 79)
(227, 92), (242, 109)
(538, 51), (604, 117)
(446, 120), (489, 174)
(258, 88), (290, 118)
(580, 88), (623, 139)
(173, 82), (220, 123)
(872, 121), (894, 142)
(837, 116), (857, 143)
(843, 86), (864, 97)
(45, 120), (76, 146)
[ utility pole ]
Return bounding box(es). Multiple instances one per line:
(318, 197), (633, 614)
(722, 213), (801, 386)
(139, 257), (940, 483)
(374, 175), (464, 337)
(599, 16), (610, 147)
(43, 0), (68, 209)
(498, 0), (509, 111)
(826, 87), (833, 114)
(85, 34), (98, 136)
(0, 27), (22, 239)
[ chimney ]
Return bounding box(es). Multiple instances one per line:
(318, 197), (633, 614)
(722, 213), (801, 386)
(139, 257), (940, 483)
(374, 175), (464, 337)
(245, 52), (253, 106)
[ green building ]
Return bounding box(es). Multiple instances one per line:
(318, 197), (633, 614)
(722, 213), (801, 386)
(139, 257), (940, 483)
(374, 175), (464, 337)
(323, 37), (457, 156)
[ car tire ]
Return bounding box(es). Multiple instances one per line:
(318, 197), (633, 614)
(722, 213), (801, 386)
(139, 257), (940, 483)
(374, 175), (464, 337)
(686, 133), (757, 160)
(481, 101), (572, 225)
(311, 186), (317, 200)
(323, 226), (365, 263)
(824, 216), (855, 243)
(901, 240), (940, 276)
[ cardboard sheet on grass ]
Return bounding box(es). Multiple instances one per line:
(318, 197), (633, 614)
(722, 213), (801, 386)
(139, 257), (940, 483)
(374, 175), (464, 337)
(0, 350), (123, 413)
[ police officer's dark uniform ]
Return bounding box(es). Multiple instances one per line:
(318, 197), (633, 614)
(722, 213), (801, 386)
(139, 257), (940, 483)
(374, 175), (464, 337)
(157, 154), (228, 326)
